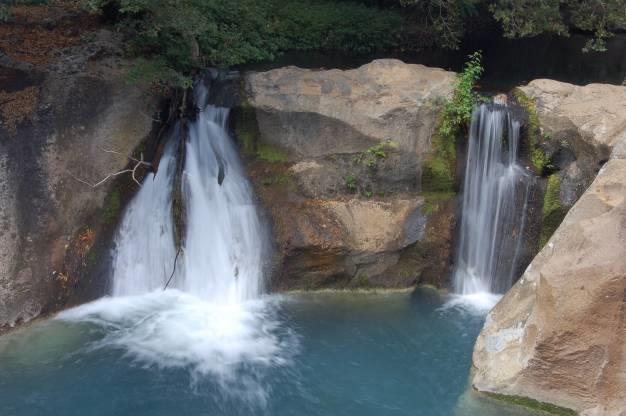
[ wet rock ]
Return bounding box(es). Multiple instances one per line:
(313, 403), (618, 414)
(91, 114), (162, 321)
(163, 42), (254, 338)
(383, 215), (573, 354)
(238, 60), (457, 290)
(0, 27), (162, 330)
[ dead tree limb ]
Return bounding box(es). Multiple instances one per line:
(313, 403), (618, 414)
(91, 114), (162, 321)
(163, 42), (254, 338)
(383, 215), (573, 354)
(67, 150), (152, 188)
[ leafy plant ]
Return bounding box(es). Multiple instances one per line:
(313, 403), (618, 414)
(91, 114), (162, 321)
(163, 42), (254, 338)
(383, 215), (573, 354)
(345, 174), (357, 192)
(422, 51), (483, 194)
(439, 50), (484, 139)
(353, 140), (396, 170)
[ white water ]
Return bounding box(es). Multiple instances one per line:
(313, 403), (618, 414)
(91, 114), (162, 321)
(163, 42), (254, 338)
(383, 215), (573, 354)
(454, 103), (532, 297)
(59, 82), (292, 393)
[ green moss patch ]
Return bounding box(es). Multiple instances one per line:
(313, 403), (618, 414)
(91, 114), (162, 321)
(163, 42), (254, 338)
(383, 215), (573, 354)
(422, 191), (455, 215)
(539, 174), (568, 247)
(422, 127), (457, 194)
(257, 142), (289, 163)
(484, 392), (577, 416)
(231, 105), (259, 157)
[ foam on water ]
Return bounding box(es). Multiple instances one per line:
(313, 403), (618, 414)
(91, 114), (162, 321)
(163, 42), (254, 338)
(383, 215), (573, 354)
(440, 292), (502, 315)
(58, 291), (294, 378)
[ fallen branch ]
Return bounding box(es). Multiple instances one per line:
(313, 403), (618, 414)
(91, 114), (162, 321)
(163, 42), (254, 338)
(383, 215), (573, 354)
(67, 150), (152, 188)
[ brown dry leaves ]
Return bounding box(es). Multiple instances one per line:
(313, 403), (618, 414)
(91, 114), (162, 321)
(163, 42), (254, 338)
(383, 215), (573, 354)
(0, 3), (96, 66)
(0, 86), (39, 134)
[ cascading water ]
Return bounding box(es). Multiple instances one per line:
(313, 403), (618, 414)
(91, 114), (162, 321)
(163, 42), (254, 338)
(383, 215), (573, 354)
(59, 80), (293, 400)
(112, 85), (265, 303)
(454, 102), (533, 296)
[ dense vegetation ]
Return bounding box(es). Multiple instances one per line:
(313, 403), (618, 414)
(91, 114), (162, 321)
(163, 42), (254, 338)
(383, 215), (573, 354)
(76, 0), (625, 84)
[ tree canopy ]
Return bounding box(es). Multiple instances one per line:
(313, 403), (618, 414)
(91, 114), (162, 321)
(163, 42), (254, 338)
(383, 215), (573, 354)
(80, 0), (626, 84)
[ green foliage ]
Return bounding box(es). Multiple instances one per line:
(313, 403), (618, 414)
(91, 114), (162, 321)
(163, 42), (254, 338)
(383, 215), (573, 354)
(423, 51), (483, 195)
(513, 88), (552, 174)
(345, 174), (358, 192)
(257, 143), (288, 163)
(491, 0), (568, 38)
(353, 140), (396, 170)
(539, 174), (567, 247)
(126, 58), (193, 89)
(422, 191), (455, 215)
(399, 0), (480, 48)
(491, 0), (626, 52)
(439, 51), (484, 139)
(83, 0), (403, 83)
(484, 392), (577, 416)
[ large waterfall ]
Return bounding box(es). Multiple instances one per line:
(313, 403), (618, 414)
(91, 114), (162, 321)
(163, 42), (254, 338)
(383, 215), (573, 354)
(113, 85), (265, 303)
(59, 81), (291, 394)
(454, 103), (533, 295)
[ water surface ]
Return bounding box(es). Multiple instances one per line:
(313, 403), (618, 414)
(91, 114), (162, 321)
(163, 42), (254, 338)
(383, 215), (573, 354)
(0, 290), (535, 416)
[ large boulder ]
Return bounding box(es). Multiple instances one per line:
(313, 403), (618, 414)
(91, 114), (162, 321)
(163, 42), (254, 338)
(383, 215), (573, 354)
(237, 60), (457, 290)
(245, 59), (455, 158)
(473, 81), (626, 416)
(519, 80), (624, 206)
(0, 9), (162, 331)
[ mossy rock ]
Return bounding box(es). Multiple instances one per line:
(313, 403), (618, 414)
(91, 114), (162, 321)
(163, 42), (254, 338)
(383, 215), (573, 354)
(484, 392), (577, 416)
(230, 105), (259, 157)
(230, 105), (289, 162)
(422, 127), (457, 194)
(539, 174), (568, 247)
(513, 89), (552, 175)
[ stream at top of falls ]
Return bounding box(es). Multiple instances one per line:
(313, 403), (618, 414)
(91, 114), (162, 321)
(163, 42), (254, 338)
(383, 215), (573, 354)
(0, 84), (535, 415)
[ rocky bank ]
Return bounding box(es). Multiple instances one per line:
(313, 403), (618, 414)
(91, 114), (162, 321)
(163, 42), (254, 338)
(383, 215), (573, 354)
(473, 81), (626, 416)
(0, 5), (163, 330)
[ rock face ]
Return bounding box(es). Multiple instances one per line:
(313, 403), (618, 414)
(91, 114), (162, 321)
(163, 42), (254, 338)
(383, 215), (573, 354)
(473, 81), (626, 416)
(237, 60), (457, 290)
(520, 80), (622, 206)
(0, 8), (162, 330)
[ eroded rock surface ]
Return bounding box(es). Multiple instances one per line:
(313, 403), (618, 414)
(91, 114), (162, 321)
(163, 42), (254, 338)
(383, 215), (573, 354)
(474, 81), (626, 416)
(0, 8), (162, 330)
(238, 60), (457, 289)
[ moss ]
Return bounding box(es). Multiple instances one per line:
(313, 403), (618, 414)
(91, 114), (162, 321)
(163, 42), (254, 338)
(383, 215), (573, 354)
(103, 189), (121, 225)
(422, 124), (457, 194)
(422, 191), (455, 215)
(484, 392), (577, 416)
(539, 174), (568, 247)
(231, 106), (259, 157)
(513, 89), (551, 175)
(350, 271), (372, 288)
(257, 142), (288, 163)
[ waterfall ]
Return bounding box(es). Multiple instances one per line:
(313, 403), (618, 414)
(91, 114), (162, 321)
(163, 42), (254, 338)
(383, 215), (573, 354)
(59, 80), (291, 390)
(112, 83), (265, 303)
(454, 103), (533, 295)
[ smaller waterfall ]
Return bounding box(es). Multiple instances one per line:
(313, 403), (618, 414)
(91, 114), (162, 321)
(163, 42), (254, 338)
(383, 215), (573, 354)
(454, 103), (533, 295)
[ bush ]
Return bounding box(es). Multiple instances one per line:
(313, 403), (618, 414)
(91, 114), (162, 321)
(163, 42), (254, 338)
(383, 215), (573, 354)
(439, 50), (484, 139)
(83, 0), (404, 84)
(422, 51), (483, 194)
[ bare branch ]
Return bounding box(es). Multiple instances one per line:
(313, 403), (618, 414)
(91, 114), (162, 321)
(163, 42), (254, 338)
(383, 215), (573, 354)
(67, 149), (152, 188)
